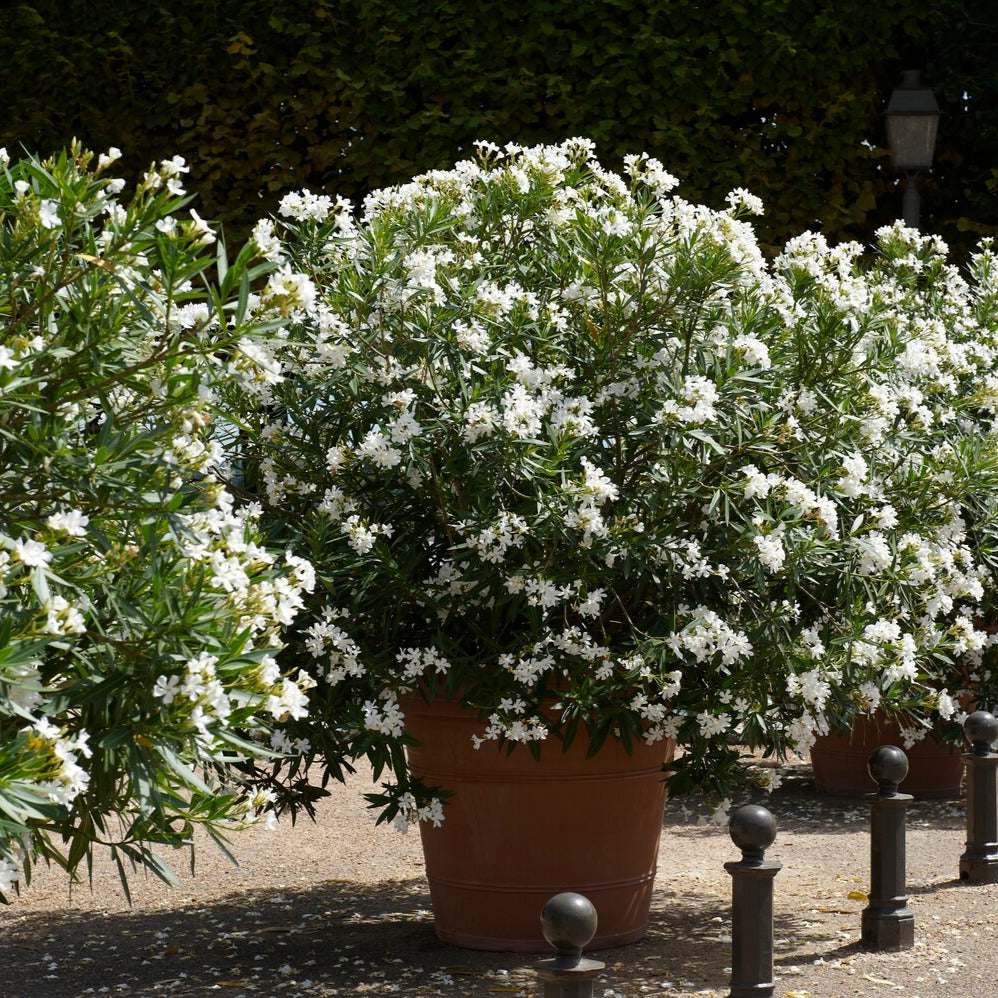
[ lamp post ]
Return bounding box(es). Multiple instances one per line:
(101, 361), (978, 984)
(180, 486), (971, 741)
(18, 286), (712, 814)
(885, 70), (940, 229)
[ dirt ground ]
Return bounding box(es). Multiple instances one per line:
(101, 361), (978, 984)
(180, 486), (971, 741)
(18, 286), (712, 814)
(2, 755), (996, 998)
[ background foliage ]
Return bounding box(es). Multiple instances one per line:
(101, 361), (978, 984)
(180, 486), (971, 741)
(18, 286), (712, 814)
(3, 1), (997, 252)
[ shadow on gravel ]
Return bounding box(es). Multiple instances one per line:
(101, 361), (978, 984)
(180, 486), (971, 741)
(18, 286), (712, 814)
(2, 879), (451, 998)
(906, 875), (966, 897)
(0, 878), (752, 997)
(664, 769), (966, 836)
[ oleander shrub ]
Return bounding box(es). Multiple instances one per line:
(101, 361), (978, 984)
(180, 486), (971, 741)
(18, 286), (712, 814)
(0, 145), (316, 899)
(224, 140), (998, 825)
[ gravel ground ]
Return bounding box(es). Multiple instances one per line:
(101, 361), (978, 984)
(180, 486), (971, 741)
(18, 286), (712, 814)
(2, 755), (996, 998)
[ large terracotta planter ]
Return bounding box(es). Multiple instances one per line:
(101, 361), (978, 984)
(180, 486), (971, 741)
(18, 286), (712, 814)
(810, 712), (963, 798)
(402, 694), (675, 951)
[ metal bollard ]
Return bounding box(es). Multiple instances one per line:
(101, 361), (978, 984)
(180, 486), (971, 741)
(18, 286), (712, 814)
(725, 803), (780, 998)
(861, 744), (914, 950)
(534, 892), (605, 998)
(959, 709), (998, 883)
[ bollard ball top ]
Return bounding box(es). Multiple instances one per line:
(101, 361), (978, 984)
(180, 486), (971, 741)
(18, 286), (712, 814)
(868, 744), (908, 792)
(964, 710), (998, 750)
(540, 892), (597, 967)
(728, 803), (777, 857)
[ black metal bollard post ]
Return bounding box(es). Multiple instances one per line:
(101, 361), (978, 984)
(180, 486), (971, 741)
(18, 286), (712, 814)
(861, 745), (914, 950)
(534, 892), (605, 998)
(959, 710), (998, 883)
(725, 803), (780, 998)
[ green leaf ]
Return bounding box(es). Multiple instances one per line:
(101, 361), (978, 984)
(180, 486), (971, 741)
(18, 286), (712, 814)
(157, 744), (212, 794)
(30, 566), (50, 605)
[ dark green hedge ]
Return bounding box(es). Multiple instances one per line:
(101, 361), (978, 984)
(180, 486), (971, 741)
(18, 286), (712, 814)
(2, 1), (995, 251)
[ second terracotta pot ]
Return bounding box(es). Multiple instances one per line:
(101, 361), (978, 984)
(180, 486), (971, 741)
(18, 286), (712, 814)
(810, 712), (963, 798)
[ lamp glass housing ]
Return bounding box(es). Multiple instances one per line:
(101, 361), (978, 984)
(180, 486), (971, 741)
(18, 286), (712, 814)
(885, 70), (940, 171)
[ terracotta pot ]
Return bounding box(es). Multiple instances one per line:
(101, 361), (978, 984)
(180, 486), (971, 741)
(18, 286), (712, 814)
(810, 712), (963, 798)
(402, 693), (675, 951)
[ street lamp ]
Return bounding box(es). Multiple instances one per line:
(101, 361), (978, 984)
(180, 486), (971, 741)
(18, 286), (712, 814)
(885, 70), (940, 229)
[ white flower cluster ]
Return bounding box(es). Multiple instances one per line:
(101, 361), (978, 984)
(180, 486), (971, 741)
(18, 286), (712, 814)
(472, 696), (550, 747)
(390, 790), (445, 832)
(304, 607), (366, 683)
(28, 719), (92, 806)
(362, 696), (406, 737)
(658, 375), (721, 426)
(666, 608), (754, 672)
(460, 511), (529, 564)
(394, 646), (452, 681)
(179, 497), (315, 637)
